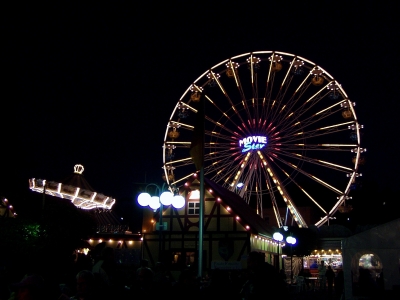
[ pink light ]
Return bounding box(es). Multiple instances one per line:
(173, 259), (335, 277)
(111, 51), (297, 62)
(272, 131), (280, 137)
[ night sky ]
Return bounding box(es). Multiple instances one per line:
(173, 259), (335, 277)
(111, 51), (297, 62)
(1, 2), (399, 227)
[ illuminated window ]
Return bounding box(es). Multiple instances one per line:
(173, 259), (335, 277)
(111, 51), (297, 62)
(171, 251), (196, 267)
(188, 201), (200, 215)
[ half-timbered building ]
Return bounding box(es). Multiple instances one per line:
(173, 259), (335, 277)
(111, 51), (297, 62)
(141, 174), (281, 273)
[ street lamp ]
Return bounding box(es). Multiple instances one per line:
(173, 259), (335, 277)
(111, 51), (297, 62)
(137, 183), (185, 262)
(286, 234), (297, 283)
(273, 232), (283, 271)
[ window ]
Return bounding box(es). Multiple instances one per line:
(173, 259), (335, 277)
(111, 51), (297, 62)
(188, 201), (200, 215)
(169, 251), (196, 269)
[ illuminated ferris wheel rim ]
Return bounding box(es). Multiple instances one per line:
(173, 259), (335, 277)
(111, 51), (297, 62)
(162, 50), (364, 227)
(169, 51), (349, 109)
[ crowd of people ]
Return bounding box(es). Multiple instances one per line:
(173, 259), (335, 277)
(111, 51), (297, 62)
(1, 249), (291, 300)
(5, 246), (372, 300)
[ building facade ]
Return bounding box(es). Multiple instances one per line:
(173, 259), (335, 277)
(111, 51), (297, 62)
(141, 175), (281, 274)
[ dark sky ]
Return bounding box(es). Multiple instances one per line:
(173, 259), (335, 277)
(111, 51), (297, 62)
(1, 2), (399, 224)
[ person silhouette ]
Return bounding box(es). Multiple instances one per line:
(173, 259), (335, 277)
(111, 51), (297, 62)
(318, 261), (327, 290)
(70, 270), (97, 300)
(325, 265), (335, 293)
(10, 274), (46, 300)
(240, 251), (289, 300)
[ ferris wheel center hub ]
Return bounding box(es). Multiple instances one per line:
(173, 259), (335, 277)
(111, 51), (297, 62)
(239, 135), (268, 153)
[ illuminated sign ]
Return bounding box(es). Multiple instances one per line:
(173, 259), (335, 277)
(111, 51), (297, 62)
(239, 136), (267, 153)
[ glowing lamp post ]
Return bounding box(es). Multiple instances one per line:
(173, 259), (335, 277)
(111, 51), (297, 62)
(286, 234), (297, 283)
(137, 183), (185, 262)
(273, 232), (284, 271)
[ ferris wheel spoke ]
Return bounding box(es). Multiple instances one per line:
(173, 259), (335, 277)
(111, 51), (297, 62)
(262, 55), (297, 123)
(231, 61), (255, 121)
(271, 122), (355, 144)
(170, 172), (197, 186)
(281, 171), (328, 215)
(210, 71), (248, 119)
(164, 141), (191, 148)
(261, 156), (308, 228)
(205, 130), (236, 144)
(275, 83), (334, 128)
(274, 89), (340, 132)
(262, 167), (284, 227)
(206, 156), (242, 186)
(228, 151), (253, 191)
(169, 121), (194, 131)
(276, 143), (358, 152)
(272, 90), (331, 132)
(238, 160), (260, 203)
(271, 148), (354, 172)
(204, 117), (238, 137)
(282, 99), (352, 134)
(164, 157), (194, 168)
(203, 94), (250, 134)
(265, 155), (333, 216)
(226, 60), (255, 121)
(267, 153), (344, 195)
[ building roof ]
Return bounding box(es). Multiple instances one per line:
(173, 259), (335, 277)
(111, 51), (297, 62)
(198, 176), (275, 237)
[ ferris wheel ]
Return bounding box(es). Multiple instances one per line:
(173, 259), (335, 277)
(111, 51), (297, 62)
(162, 51), (365, 228)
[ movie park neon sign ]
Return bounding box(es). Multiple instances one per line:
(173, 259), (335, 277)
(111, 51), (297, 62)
(239, 136), (267, 153)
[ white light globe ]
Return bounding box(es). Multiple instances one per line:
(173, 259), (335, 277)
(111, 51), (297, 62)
(286, 236), (296, 245)
(273, 232), (283, 242)
(149, 196), (161, 209)
(160, 191), (173, 205)
(137, 193), (151, 207)
(172, 195), (185, 209)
